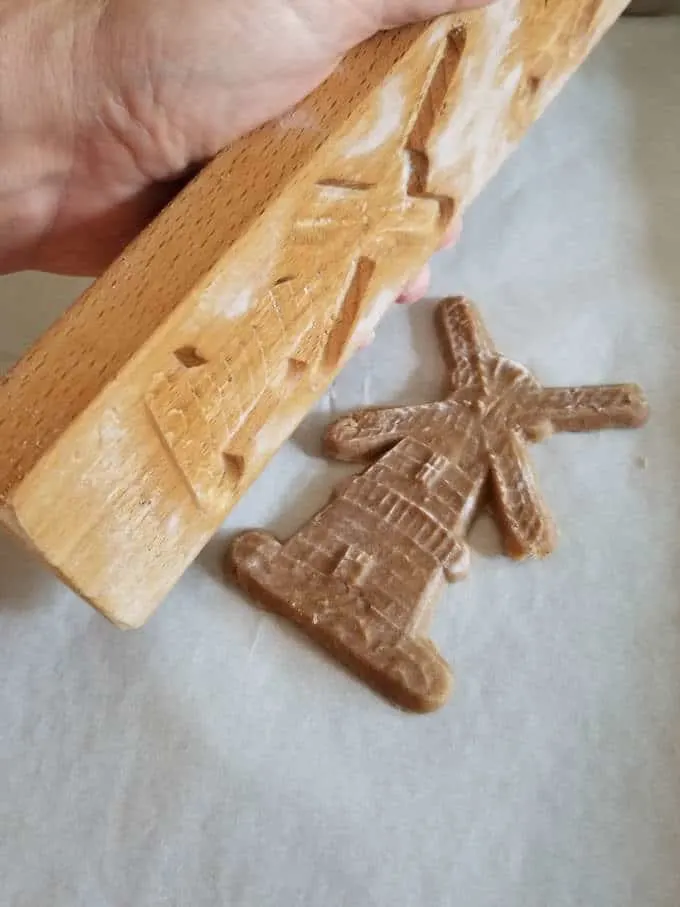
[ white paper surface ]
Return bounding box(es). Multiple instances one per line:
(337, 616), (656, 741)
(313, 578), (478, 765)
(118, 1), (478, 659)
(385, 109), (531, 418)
(1, 21), (679, 907)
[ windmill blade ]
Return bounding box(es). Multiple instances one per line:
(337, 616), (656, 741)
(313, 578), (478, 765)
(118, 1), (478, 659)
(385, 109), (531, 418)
(524, 384), (649, 436)
(324, 403), (434, 462)
(436, 297), (496, 393)
(487, 430), (557, 560)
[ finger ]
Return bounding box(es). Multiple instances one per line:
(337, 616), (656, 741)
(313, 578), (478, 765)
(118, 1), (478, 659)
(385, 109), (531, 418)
(397, 264), (431, 304)
(439, 216), (463, 250)
(356, 330), (377, 350)
(31, 169), (199, 277)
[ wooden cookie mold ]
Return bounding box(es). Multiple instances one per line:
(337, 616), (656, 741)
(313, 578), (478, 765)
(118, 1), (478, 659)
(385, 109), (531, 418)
(0, 0), (628, 627)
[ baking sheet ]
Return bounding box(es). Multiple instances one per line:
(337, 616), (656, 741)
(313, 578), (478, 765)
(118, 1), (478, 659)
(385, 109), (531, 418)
(1, 20), (679, 907)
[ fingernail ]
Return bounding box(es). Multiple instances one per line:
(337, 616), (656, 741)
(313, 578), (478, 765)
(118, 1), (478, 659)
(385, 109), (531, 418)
(440, 217), (463, 250)
(358, 331), (376, 350)
(398, 266), (431, 304)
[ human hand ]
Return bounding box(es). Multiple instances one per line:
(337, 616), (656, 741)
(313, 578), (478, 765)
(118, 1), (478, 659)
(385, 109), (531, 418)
(0, 0), (488, 281)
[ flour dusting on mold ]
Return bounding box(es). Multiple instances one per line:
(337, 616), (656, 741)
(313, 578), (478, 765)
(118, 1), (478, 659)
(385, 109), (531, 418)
(428, 19), (451, 48)
(255, 411), (303, 459)
(354, 288), (397, 347)
(346, 76), (405, 158)
(197, 220), (283, 321)
(79, 407), (195, 621)
(431, 0), (522, 198)
(200, 280), (256, 321)
(278, 108), (318, 132)
(165, 512), (183, 540)
(97, 409), (128, 447)
(319, 184), (351, 203)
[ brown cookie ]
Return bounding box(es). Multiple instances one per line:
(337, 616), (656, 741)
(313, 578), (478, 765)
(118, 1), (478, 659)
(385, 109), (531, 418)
(226, 297), (649, 712)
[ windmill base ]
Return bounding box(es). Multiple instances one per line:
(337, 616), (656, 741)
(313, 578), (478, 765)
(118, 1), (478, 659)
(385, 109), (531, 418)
(227, 531), (452, 712)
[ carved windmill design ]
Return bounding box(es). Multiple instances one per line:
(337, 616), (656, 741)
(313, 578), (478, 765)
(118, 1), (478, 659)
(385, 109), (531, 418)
(288, 163), (441, 369)
(145, 33), (465, 515)
(228, 297), (648, 712)
(274, 33), (464, 373)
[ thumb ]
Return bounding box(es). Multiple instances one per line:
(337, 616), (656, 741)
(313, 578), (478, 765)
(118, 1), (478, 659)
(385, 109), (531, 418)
(373, 0), (495, 30)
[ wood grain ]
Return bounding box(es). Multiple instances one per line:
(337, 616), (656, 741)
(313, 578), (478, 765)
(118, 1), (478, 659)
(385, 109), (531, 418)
(0, 0), (627, 627)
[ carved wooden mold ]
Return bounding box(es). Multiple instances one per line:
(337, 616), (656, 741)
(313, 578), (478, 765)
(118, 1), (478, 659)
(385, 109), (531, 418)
(0, 0), (628, 627)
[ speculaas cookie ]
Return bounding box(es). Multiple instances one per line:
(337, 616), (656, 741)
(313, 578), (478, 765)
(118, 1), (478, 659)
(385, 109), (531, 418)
(226, 297), (649, 712)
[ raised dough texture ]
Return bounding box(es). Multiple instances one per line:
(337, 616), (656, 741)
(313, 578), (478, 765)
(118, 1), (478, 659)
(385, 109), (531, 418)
(228, 297), (648, 712)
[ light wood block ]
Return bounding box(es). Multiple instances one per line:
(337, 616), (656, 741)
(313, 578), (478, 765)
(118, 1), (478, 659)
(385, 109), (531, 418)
(0, 0), (627, 627)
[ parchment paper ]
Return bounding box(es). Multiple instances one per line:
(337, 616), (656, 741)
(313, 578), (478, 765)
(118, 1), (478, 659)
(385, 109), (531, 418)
(1, 20), (678, 907)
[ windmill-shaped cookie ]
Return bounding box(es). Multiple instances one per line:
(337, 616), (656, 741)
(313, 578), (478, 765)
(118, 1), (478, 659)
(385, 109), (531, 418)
(227, 297), (648, 712)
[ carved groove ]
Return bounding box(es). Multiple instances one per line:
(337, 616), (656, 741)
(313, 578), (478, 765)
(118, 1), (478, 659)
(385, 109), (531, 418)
(222, 452), (246, 485)
(322, 257), (377, 370)
(406, 149), (456, 226)
(285, 358), (308, 387)
(528, 74), (543, 95)
(404, 30), (465, 227)
(406, 148), (430, 197)
(316, 179), (375, 193)
(174, 346), (208, 369)
(146, 381), (216, 511)
(408, 30), (467, 155)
